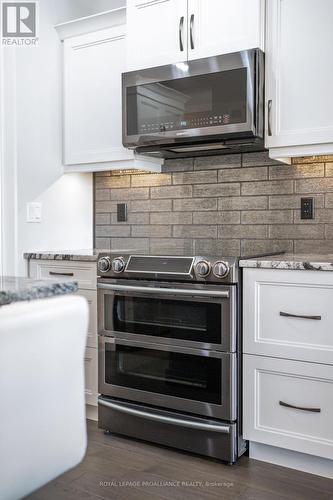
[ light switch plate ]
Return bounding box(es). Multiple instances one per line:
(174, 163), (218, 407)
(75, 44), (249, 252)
(27, 202), (42, 223)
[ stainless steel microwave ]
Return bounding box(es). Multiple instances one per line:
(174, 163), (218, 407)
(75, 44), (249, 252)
(122, 49), (264, 158)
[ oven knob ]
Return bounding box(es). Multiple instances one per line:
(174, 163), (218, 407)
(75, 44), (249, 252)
(213, 260), (230, 278)
(195, 260), (211, 278)
(111, 257), (125, 274)
(98, 256), (111, 273)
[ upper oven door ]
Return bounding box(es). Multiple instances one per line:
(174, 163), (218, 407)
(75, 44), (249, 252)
(98, 281), (236, 352)
(122, 48), (263, 148)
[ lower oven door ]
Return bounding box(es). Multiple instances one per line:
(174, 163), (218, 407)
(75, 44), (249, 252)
(98, 336), (236, 421)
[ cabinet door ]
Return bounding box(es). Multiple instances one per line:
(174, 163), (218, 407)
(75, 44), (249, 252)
(126, 0), (188, 71)
(63, 26), (133, 165)
(265, 0), (333, 149)
(84, 347), (98, 406)
(187, 0), (264, 61)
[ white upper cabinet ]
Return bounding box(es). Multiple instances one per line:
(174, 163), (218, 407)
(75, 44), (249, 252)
(265, 0), (333, 161)
(56, 8), (162, 173)
(187, 0), (264, 61)
(126, 0), (188, 71)
(126, 0), (264, 71)
(63, 26), (132, 166)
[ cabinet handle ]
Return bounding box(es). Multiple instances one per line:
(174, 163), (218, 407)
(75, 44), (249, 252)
(179, 16), (184, 51)
(267, 99), (272, 136)
(190, 14), (194, 49)
(279, 401), (321, 413)
(279, 311), (321, 321)
(49, 271), (74, 277)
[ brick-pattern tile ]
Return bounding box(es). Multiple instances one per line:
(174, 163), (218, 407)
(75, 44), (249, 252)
(110, 188), (149, 200)
(218, 166), (268, 183)
(269, 224), (324, 239)
(149, 238), (194, 255)
(193, 211), (240, 225)
(173, 198), (218, 211)
(150, 212), (192, 225)
(95, 175), (130, 189)
(241, 239), (293, 255)
(151, 185), (192, 199)
(95, 214), (111, 225)
(194, 154), (241, 170)
(195, 239), (240, 255)
(269, 194), (325, 209)
(218, 225), (268, 239)
(131, 173), (171, 187)
(173, 225), (217, 239)
(162, 158), (194, 173)
(241, 180), (293, 196)
(95, 225), (131, 237)
(241, 210), (293, 224)
(94, 153), (333, 255)
(194, 183), (240, 197)
(269, 163), (324, 180)
(219, 196), (268, 210)
(131, 200), (172, 212)
(173, 170), (217, 185)
(132, 225), (172, 238)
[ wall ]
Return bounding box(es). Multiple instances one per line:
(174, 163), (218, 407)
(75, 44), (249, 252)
(1, 0), (95, 275)
(94, 152), (333, 256)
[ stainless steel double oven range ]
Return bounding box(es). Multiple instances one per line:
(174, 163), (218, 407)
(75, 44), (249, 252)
(97, 253), (246, 463)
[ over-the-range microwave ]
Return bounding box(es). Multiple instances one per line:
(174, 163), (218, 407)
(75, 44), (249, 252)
(122, 48), (264, 159)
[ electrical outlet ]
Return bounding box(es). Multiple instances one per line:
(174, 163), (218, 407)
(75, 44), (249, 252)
(117, 203), (127, 222)
(27, 202), (42, 223)
(301, 197), (314, 220)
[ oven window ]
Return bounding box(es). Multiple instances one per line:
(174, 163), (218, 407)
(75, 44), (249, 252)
(105, 344), (221, 404)
(106, 295), (222, 344)
(126, 68), (247, 136)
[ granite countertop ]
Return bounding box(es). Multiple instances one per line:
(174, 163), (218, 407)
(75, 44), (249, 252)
(23, 249), (102, 262)
(0, 276), (78, 306)
(239, 254), (333, 271)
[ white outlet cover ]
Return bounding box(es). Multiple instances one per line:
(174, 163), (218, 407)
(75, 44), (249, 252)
(27, 202), (42, 223)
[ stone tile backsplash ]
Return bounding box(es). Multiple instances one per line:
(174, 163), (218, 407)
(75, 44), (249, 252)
(94, 152), (333, 256)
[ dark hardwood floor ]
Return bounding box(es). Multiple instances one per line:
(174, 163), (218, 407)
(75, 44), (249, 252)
(26, 420), (332, 500)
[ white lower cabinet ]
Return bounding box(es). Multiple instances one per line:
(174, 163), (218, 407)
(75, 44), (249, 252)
(243, 355), (333, 460)
(28, 259), (98, 407)
(84, 347), (98, 407)
(243, 268), (333, 470)
(243, 268), (333, 365)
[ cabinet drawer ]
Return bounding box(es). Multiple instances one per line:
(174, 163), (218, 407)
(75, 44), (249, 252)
(243, 269), (333, 364)
(29, 260), (96, 290)
(84, 347), (98, 407)
(243, 354), (333, 460)
(79, 289), (97, 348)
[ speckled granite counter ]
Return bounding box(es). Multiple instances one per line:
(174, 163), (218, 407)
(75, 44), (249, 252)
(24, 249), (101, 262)
(239, 254), (333, 271)
(0, 276), (78, 306)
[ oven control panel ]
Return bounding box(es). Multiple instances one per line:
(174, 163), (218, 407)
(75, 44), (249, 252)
(97, 254), (237, 283)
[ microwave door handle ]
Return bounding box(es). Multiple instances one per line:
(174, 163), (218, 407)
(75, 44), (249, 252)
(179, 16), (184, 51)
(190, 14), (195, 49)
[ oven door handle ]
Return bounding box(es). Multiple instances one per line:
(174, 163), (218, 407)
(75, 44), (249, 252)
(98, 283), (229, 299)
(98, 398), (230, 434)
(100, 335), (226, 358)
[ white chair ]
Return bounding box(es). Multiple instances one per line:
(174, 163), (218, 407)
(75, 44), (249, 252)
(0, 295), (89, 500)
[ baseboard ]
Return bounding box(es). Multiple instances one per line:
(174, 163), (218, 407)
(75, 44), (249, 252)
(86, 404), (98, 422)
(249, 442), (333, 479)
